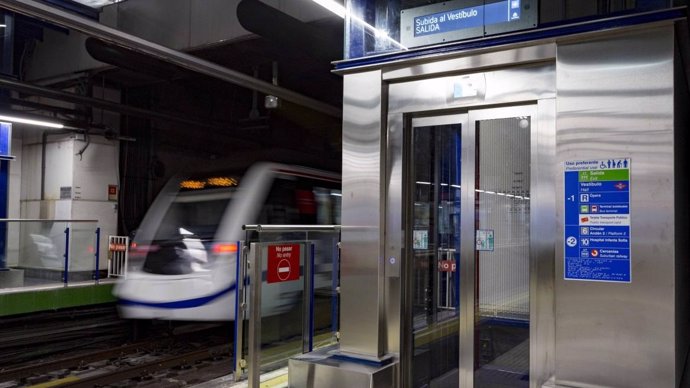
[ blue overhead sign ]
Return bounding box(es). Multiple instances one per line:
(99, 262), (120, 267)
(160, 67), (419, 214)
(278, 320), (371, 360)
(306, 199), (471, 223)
(414, 5), (484, 37)
(564, 159), (631, 283)
(0, 123), (11, 159)
(414, 0), (521, 37)
(402, 0), (536, 48)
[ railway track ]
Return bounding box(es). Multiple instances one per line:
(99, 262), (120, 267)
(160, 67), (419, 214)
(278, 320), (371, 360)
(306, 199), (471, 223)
(0, 306), (235, 387)
(0, 345), (232, 388)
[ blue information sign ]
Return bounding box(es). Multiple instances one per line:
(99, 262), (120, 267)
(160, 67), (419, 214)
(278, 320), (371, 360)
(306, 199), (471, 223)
(0, 123), (10, 158)
(401, 0), (536, 49)
(564, 159), (631, 282)
(413, 0), (521, 37)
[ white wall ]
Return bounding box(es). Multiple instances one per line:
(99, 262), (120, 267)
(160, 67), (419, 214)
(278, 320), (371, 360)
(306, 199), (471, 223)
(17, 133), (119, 270)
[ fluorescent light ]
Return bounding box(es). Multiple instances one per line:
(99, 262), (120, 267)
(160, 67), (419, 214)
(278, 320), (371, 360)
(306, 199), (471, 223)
(0, 115), (64, 129)
(311, 0), (345, 18)
(0, 24), (6, 28)
(70, 0), (125, 9)
(311, 0), (407, 50)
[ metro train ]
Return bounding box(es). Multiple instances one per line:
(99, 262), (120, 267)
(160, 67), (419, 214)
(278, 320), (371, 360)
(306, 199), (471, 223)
(113, 162), (341, 321)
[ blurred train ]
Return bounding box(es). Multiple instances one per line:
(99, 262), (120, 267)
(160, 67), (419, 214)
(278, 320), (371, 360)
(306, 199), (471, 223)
(113, 162), (341, 321)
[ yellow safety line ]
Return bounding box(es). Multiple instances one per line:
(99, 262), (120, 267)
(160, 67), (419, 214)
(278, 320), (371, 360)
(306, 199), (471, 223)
(260, 373), (288, 388)
(27, 375), (80, 388)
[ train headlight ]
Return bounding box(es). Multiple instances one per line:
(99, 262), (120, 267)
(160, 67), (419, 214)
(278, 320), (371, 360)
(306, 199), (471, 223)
(212, 243), (239, 255)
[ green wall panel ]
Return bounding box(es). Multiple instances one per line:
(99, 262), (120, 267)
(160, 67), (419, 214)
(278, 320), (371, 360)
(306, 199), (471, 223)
(0, 284), (116, 317)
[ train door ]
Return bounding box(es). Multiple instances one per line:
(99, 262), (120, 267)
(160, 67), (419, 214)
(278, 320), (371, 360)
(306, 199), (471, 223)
(400, 103), (550, 388)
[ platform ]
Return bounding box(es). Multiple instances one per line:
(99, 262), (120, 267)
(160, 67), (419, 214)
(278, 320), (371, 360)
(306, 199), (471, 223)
(0, 278), (117, 317)
(192, 367), (289, 388)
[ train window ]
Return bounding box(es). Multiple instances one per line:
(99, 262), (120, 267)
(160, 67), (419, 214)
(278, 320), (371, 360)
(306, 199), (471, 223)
(143, 189), (234, 275)
(155, 190), (233, 240)
(258, 175), (341, 225)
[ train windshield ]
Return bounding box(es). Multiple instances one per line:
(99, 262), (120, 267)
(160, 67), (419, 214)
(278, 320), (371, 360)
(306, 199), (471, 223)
(141, 187), (235, 275)
(132, 166), (341, 275)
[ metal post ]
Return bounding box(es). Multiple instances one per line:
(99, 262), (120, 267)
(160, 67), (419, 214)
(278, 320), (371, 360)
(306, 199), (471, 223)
(233, 241), (246, 380)
(332, 239), (340, 336)
(0, 12), (14, 272)
(247, 243), (261, 388)
(93, 227), (100, 283)
(302, 242), (314, 353)
(63, 226), (70, 285)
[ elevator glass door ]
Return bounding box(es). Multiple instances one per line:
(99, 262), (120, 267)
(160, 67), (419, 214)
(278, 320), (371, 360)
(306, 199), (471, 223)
(405, 105), (536, 387)
(469, 106), (534, 388)
(409, 115), (464, 388)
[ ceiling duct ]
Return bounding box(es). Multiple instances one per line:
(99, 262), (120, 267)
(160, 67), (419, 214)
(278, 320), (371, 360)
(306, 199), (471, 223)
(0, 0), (341, 118)
(85, 37), (187, 81)
(236, 0), (343, 64)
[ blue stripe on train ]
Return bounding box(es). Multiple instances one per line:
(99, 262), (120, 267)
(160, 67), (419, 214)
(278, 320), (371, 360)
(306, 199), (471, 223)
(117, 283), (236, 309)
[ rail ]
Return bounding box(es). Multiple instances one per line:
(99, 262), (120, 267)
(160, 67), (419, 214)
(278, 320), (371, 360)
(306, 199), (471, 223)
(243, 224), (341, 232)
(236, 225), (341, 388)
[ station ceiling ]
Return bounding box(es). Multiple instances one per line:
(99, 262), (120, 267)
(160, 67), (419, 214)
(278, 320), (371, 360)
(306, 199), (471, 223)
(2, 0), (344, 172)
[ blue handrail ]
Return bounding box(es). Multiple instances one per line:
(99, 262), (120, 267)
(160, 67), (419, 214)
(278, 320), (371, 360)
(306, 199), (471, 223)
(94, 227), (101, 283)
(63, 227), (70, 285)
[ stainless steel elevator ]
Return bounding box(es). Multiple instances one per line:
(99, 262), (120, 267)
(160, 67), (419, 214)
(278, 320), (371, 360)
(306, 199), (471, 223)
(289, 17), (690, 388)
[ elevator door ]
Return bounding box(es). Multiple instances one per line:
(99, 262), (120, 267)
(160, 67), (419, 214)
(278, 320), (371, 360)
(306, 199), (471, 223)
(406, 105), (536, 388)
(466, 106), (535, 388)
(408, 114), (465, 388)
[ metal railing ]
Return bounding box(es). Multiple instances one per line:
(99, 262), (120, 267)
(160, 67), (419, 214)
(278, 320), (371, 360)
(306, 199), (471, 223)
(107, 236), (129, 278)
(0, 218), (103, 288)
(235, 225), (341, 387)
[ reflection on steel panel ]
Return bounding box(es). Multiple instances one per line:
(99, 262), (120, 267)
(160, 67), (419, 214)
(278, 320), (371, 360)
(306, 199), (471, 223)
(289, 346), (398, 388)
(382, 44), (556, 82)
(388, 65), (555, 115)
(340, 70), (384, 358)
(555, 25), (677, 388)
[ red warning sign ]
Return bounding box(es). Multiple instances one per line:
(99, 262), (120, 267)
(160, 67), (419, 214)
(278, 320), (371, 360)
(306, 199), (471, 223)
(437, 260), (456, 272)
(267, 244), (300, 283)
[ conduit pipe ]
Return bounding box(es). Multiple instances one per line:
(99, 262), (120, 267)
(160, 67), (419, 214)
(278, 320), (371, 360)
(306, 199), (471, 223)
(0, 76), (226, 130)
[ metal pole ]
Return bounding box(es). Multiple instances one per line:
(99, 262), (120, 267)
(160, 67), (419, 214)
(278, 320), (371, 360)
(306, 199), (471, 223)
(94, 227), (100, 283)
(0, 11), (13, 272)
(63, 226), (70, 285)
(233, 241), (246, 380)
(0, 0), (341, 118)
(332, 239), (340, 335)
(302, 242), (314, 353)
(243, 224), (341, 232)
(247, 243), (261, 388)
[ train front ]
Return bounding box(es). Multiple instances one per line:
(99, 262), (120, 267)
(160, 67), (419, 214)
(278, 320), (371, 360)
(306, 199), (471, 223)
(113, 174), (241, 321)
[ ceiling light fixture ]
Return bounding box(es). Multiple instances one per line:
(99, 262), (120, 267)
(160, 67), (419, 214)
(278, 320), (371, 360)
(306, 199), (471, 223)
(311, 0), (408, 50)
(311, 0), (346, 17)
(70, 0), (125, 9)
(0, 114), (64, 129)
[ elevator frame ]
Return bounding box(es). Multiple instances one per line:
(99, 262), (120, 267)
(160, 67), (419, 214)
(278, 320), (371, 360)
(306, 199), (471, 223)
(323, 19), (689, 388)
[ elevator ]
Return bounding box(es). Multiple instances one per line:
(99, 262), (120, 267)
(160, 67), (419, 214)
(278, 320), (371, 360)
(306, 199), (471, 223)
(388, 69), (555, 388)
(289, 10), (690, 388)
